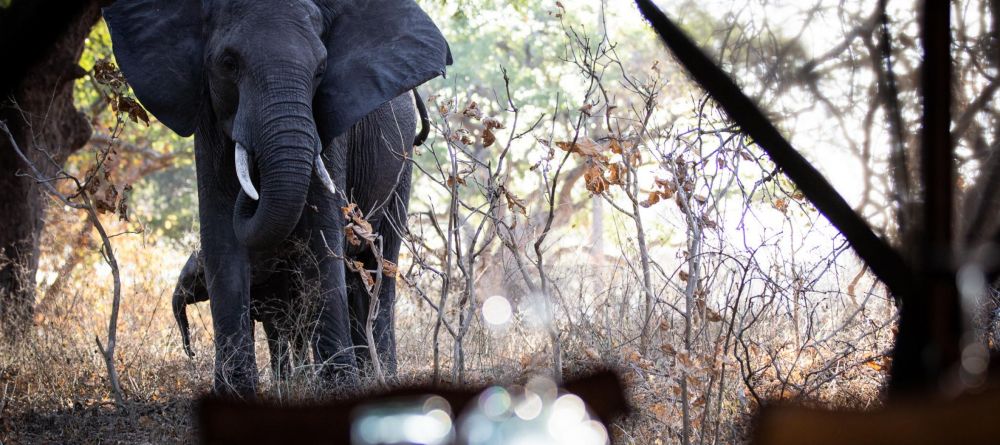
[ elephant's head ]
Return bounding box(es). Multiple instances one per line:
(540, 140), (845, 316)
(103, 0), (451, 249)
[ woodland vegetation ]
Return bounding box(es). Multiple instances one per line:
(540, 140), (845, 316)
(1, 0), (998, 443)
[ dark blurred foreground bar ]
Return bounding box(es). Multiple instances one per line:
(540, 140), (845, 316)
(198, 371), (627, 444)
(754, 382), (1000, 445)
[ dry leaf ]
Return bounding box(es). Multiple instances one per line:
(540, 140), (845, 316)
(382, 260), (397, 278)
(346, 259), (374, 290)
(705, 308), (723, 322)
(864, 358), (885, 372)
(462, 101), (482, 119)
(640, 191), (661, 208)
(774, 198), (788, 213)
(584, 163), (609, 194)
(676, 352), (695, 368)
(651, 403), (671, 422)
(659, 342), (676, 356)
(556, 137), (605, 158)
(607, 163), (625, 185)
(503, 188), (527, 215)
(483, 116), (505, 130)
(343, 203), (376, 246)
(482, 128), (496, 147)
(116, 96), (149, 125)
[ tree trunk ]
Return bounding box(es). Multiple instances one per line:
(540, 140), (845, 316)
(0, 1), (100, 341)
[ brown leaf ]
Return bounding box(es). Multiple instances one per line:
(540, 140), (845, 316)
(583, 163), (608, 194)
(117, 96), (149, 125)
(447, 175), (466, 188)
(676, 352), (696, 368)
(345, 226), (361, 246)
(649, 403), (676, 423)
(483, 116), (506, 130)
(483, 128), (496, 147)
(774, 198), (788, 213)
(607, 163), (625, 185)
(659, 342), (676, 356)
(579, 103), (593, 116)
(355, 262), (375, 290)
(462, 101), (482, 119)
(701, 215), (717, 230)
(705, 308), (723, 322)
(343, 203), (376, 246)
(640, 191), (661, 208)
(556, 137), (605, 158)
(342, 203), (359, 220)
(437, 102), (451, 116)
(93, 59), (127, 89)
(608, 138), (623, 155)
(503, 188), (527, 215)
(628, 150), (642, 166)
(381, 260), (397, 278)
(678, 270), (689, 282)
(864, 358), (885, 372)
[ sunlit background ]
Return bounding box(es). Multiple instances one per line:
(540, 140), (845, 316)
(7, 0), (1000, 443)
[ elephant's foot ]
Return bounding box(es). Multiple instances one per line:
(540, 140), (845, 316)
(212, 338), (259, 398)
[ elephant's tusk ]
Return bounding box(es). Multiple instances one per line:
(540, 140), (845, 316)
(314, 154), (337, 196)
(235, 143), (259, 201)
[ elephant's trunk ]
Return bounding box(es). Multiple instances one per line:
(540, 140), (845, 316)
(232, 72), (318, 250)
(173, 286), (194, 358)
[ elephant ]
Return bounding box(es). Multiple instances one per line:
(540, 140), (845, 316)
(171, 117), (432, 379)
(172, 251), (309, 380)
(103, 0), (451, 395)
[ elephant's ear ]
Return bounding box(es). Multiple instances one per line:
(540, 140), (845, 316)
(103, 0), (204, 137)
(316, 0), (452, 139)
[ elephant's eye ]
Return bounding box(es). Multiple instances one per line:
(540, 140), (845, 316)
(219, 53), (239, 76)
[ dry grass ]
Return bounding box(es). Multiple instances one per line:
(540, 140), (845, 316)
(0, 206), (894, 443)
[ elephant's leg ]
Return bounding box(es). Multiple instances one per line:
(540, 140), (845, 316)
(373, 223), (404, 376)
(290, 324), (310, 369)
(173, 252), (208, 358)
(344, 93), (416, 377)
(197, 144), (257, 396)
(262, 318), (290, 380)
(307, 220), (357, 383)
(301, 143), (358, 384)
(203, 249), (256, 396)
